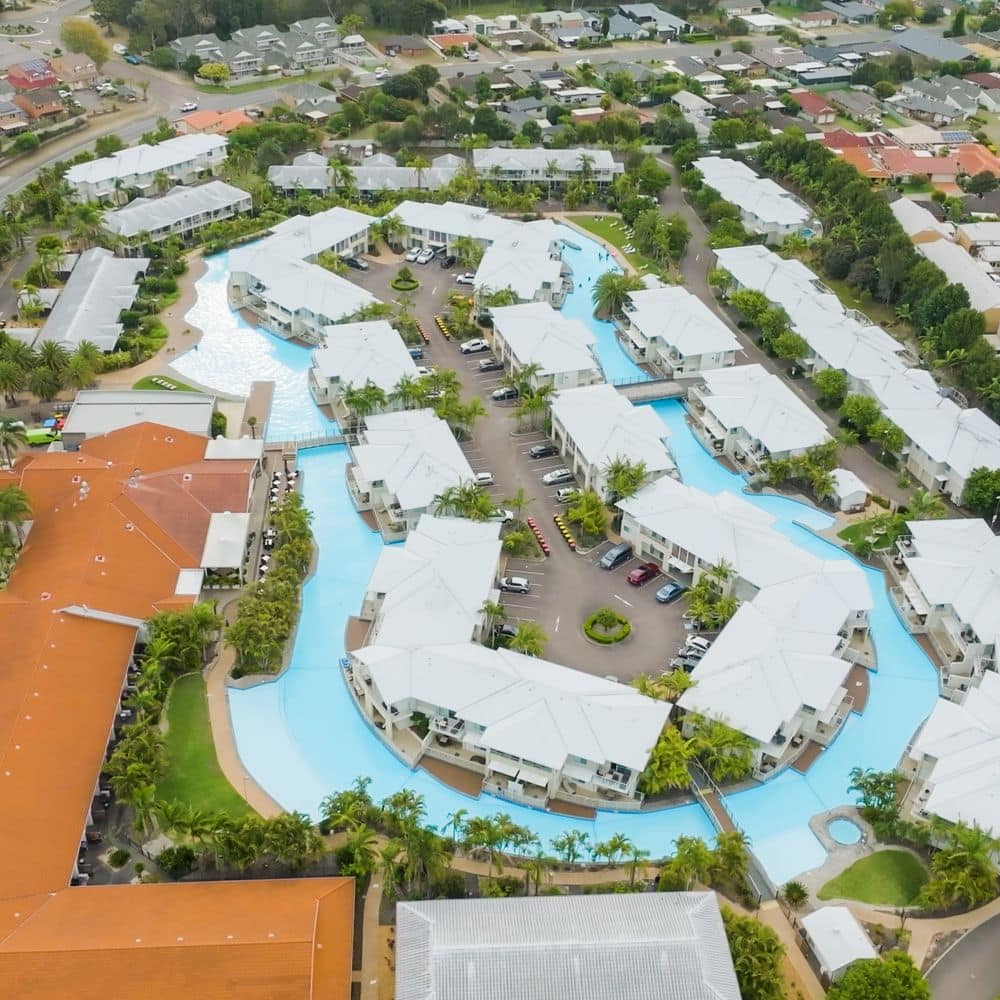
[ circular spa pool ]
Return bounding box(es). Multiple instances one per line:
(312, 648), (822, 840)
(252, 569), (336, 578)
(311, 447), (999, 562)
(828, 818), (863, 846)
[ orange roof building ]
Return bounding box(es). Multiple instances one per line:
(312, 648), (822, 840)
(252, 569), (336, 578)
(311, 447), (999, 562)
(954, 142), (1000, 179)
(0, 422), (354, 999)
(173, 108), (254, 136)
(836, 146), (891, 182)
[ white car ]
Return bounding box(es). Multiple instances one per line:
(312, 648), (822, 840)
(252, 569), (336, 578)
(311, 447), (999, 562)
(460, 338), (489, 354)
(490, 509), (515, 524)
(179, 101), (198, 113)
(374, 67), (388, 79)
(113, 43), (127, 55)
(542, 468), (574, 486)
(416, 248), (435, 265)
(474, 471), (495, 487)
(404, 247), (421, 262)
(500, 575), (530, 594)
(892, 22), (906, 30)
(455, 272), (476, 285)
(58, 89), (73, 100)
(500, 63), (515, 72)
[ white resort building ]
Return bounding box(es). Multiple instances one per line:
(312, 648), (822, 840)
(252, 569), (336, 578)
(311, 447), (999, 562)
(886, 518), (1000, 697)
(489, 302), (602, 389)
(549, 383), (676, 498)
(693, 156), (820, 244)
(102, 180), (252, 250)
(65, 134), (229, 202)
(346, 409), (474, 540)
(308, 320), (419, 417)
(617, 285), (741, 376)
(472, 147), (624, 187)
(474, 220), (569, 307)
(687, 364), (831, 470)
(619, 475), (871, 774)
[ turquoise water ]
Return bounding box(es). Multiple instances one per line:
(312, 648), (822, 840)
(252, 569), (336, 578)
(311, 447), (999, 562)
(171, 253), (337, 443)
(828, 818), (863, 845)
(182, 227), (939, 884)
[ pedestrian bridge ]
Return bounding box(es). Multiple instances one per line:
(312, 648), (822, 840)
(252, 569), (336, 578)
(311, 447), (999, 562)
(614, 377), (687, 402)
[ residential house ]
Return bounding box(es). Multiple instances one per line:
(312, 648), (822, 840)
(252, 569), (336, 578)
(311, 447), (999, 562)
(826, 89), (883, 124)
(617, 284), (741, 376)
(739, 12), (792, 31)
(821, 0), (875, 22)
(289, 17), (340, 45)
(787, 88), (836, 124)
(232, 24), (285, 52)
(473, 146), (622, 187)
(618, 3), (692, 38)
(0, 99), (28, 133)
(379, 35), (429, 56)
(671, 90), (715, 118)
(38, 247), (149, 353)
(394, 895), (741, 1000)
(550, 383), (675, 498)
(669, 55), (727, 93)
(901, 75), (980, 119)
(717, 0), (764, 14)
(792, 10), (838, 27)
(917, 237), (1000, 330)
(173, 109), (253, 136)
(753, 45), (808, 70)
(877, 146), (961, 187)
(64, 134), (228, 202)
(489, 301), (602, 389)
(351, 153), (464, 195)
(267, 151), (334, 194)
(830, 468), (870, 512)
(347, 409), (474, 539)
(901, 670), (1000, 834)
(389, 200), (525, 254)
(474, 220), (569, 307)
(101, 181), (253, 250)
(694, 156), (819, 244)
(800, 908), (878, 984)
(551, 86), (606, 107)
(275, 82), (341, 120)
(50, 56), (99, 90)
(894, 27), (975, 64)
(890, 92), (967, 126)
(604, 13), (646, 39)
(308, 320), (420, 418)
(688, 363), (831, 469)
(955, 220), (1000, 252)
(708, 50), (765, 77)
(7, 58), (58, 90)
(964, 71), (1000, 112)
(889, 196), (954, 243)
(13, 88), (63, 120)
(888, 519), (1000, 695)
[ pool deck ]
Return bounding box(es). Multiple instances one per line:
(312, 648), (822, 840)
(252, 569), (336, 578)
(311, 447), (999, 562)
(417, 756), (483, 798)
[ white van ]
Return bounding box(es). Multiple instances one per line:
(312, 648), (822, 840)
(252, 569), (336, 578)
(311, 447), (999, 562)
(363, 143), (374, 157)
(685, 635), (713, 655)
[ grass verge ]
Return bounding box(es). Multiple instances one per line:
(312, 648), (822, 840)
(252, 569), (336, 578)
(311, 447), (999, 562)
(572, 213), (660, 276)
(158, 673), (255, 817)
(817, 850), (928, 906)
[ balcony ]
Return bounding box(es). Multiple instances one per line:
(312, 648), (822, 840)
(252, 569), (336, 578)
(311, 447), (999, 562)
(373, 504), (409, 542)
(345, 464), (371, 510)
(431, 715), (466, 740)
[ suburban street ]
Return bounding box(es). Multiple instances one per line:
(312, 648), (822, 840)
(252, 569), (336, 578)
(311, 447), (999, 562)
(928, 914), (1000, 999)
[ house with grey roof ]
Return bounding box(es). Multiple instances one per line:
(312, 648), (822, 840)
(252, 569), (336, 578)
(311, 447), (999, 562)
(618, 3), (692, 38)
(821, 0), (876, 22)
(605, 13), (646, 39)
(895, 27), (975, 63)
(289, 17), (340, 45)
(900, 75), (980, 117)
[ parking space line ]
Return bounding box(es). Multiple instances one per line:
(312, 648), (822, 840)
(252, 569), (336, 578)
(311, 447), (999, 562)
(501, 601), (537, 611)
(614, 594), (633, 608)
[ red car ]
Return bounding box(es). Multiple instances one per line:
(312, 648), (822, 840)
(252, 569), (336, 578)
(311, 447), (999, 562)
(627, 562), (659, 586)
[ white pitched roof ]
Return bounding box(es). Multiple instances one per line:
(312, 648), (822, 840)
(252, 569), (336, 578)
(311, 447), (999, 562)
(362, 515), (502, 649)
(63, 389), (214, 436)
(200, 511), (251, 568)
(395, 894), (741, 1000)
(830, 467), (869, 501)
(65, 133), (227, 186)
(203, 437), (264, 461)
(355, 641), (669, 771)
(102, 180), (251, 238)
(472, 146), (621, 174)
(352, 409), (474, 511)
(264, 205), (373, 258)
(911, 671), (1000, 833)
(699, 363), (830, 454)
(389, 200), (516, 243)
(490, 301), (600, 378)
(917, 238), (1000, 313)
(550, 383), (675, 479)
(474, 220), (565, 302)
(695, 156), (811, 228)
(801, 907), (877, 975)
(905, 519), (1000, 644)
(889, 197), (953, 240)
(312, 320), (419, 394)
(624, 285), (740, 357)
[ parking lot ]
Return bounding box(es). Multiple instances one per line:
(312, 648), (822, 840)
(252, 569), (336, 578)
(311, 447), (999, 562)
(348, 252), (693, 681)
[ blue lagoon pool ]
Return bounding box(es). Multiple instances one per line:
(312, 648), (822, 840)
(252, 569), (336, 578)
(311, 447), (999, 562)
(181, 228), (939, 884)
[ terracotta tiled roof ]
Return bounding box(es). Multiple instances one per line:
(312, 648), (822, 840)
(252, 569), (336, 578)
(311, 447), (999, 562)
(835, 147), (891, 179)
(177, 108), (254, 134)
(954, 142), (1000, 178)
(0, 422), (354, 998)
(788, 89), (832, 116)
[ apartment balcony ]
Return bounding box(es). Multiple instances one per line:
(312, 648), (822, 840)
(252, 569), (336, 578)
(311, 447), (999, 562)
(889, 587), (927, 633)
(591, 764), (633, 795)
(345, 464), (371, 511)
(814, 695), (853, 746)
(430, 715), (466, 741)
(373, 504), (409, 542)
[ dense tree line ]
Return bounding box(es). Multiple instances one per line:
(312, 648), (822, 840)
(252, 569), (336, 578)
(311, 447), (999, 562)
(754, 133), (1000, 424)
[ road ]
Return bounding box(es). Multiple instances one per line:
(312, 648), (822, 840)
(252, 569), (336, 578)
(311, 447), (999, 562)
(928, 913), (1000, 999)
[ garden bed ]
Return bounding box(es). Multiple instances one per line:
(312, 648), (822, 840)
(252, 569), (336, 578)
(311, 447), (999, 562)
(583, 607), (632, 645)
(390, 277), (419, 291)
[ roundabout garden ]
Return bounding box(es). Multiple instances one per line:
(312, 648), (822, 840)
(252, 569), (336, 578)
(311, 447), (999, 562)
(583, 606), (632, 645)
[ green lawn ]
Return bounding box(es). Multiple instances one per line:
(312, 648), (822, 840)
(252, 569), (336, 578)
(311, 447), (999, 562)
(133, 374), (198, 392)
(158, 674), (255, 817)
(818, 850), (928, 906)
(821, 276), (909, 340)
(572, 213), (660, 276)
(837, 512), (906, 553)
(195, 69), (341, 94)
(835, 115), (863, 134)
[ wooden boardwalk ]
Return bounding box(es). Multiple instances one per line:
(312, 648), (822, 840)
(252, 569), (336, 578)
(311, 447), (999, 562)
(846, 662), (870, 714)
(418, 756), (484, 798)
(792, 741), (824, 774)
(701, 790), (736, 833)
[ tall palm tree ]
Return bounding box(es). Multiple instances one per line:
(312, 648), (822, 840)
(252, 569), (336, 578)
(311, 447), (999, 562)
(591, 270), (644, 318)
(626, 845), (651, 885)
(907, 488), (946, 521)
(0, 484), (32, 544)
(343, 823), (378, 878)
(503, 487), (533, 520)
(36, 340), (70, 374)
(689, 715), (755, 784)
(27, 366), (61, 403)
(508, 620), (548, 657)
(409, 155), (431, 191)
(341, 381), (388, 421)
(63, 353), (96, 390)
(0, 416), (28, 466)
(0, 360), (25, 408)
(480, 600), (506, 638)
(602, 456), (649, 506)
(443, 808), (468, 849)
(380, 215), (405, 251)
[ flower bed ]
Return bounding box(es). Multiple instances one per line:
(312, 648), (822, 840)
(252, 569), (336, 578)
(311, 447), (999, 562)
(390, 277), (419, 291)
(583, 607), (631, 644)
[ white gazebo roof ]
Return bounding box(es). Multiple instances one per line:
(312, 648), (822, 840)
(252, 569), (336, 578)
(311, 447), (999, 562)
(200, 511), (250, 568)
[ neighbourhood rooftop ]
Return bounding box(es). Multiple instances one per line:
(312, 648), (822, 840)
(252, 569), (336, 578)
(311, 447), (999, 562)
(395, 893), (740, 1000)
(64, 133), (227, 187)
(474, 220), (566, 302)
(490, 301), (599, 378)
(389, 200), (518, 244)
(624, 285), (741, 358)
(916, 237), (1000, 314)
(694, 156), (812, 228)
(313, 320), (419, 395)
(261, 204), (374, 259)
(102, 180), (251, 238)
(472, 146), (622, 176)
(63, 389), (215, 437)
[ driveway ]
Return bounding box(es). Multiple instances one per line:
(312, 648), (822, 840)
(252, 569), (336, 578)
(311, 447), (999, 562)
(928, 913), (1000, 1000)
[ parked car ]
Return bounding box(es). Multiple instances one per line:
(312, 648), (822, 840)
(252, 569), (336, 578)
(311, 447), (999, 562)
(685, 635), (713, 654)
(529, 442), (558, 459)
(404, 247), (421, 262)
(474, 471), (495, 487)
(541, 468), (573, 486)
(124, 53), (143, 64)
(500, 63), (515, 72)
(416, 248), (435, 265)
(179, 101), (198, 113)
(489, 508), (514, 523)
(892, 21), (906, 30)
(455, 272), (476, 285)
(58, 89), (73, 100)
(600, 542), (633, 570)
(627, 562), (659, 586)
(113, 43), (127, 55)
(440, 254), (457, 269)
(671, 655), (700, 673)
(374, 67), (388, 79)
(500, 575), (530, 594)
(678, 643), (706, 662)
(494, 623), (518, 642)
(555, 487), (579, 503)
(478, 357), (503, 372)
(682, 612), (703, 631)
(407, 346), (424, 360)
(460, 338), (489, 354)
(343, 255), (368, 270)
(491, 386), (518, 402)
(655, 580), (687, 604)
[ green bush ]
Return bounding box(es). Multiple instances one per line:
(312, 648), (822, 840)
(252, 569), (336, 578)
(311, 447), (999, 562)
(390, 277), (419, 291)
(583, 607), (632, 644)
(157, 844), (196, 879)
(108, 847), (131, 869)
(210, 409), (227, 437)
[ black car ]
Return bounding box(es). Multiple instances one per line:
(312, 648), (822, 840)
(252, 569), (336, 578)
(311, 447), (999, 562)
(440, 254), (457, 269)
(599, 542), (633, 570)
(478, 357), (503, 372)
(529, 442), (558, 459)
(343, 256), (369, 271)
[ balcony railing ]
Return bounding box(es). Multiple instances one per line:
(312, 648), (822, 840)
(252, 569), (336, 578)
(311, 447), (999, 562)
(431, 716), (466, 739)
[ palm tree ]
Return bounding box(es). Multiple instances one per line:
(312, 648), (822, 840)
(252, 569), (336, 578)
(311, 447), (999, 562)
(638, 725), (693, 794)
(689, 715), (755, 784)
(246, 416), (258, 439)
(906, 488), (946, 520)
(63, 353), (96, 390)
(0, 416), (27, 466)
(451, 235), (484, 270)
(27, 366), (61, 402)
(508, 620), (548, 657)
(503, 487), (533, 520)
(626, 845), (651, 885)
(343, 823), (379, 878)
(0, 484), (32, 544)
(544, 158), (560, 198)
(711, 829), (750, 887)
(522, 849), (555, 894)
(0, 360), (25, 408)
(480, 600), (506, 639)
(602, 456), (649, 506)
(591, 270), (644, 318)
(153, 170), (171, 195)
(391, 374), (426, 410)
(566, 489), (607, 543)
(36, 340), (70, 374)
(551, 830), (589, 864)
(408, 155), (431, 191)
(781, 880), (808, 912)
(342, 381), (388, 421)
(443, 808), (468, 849)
